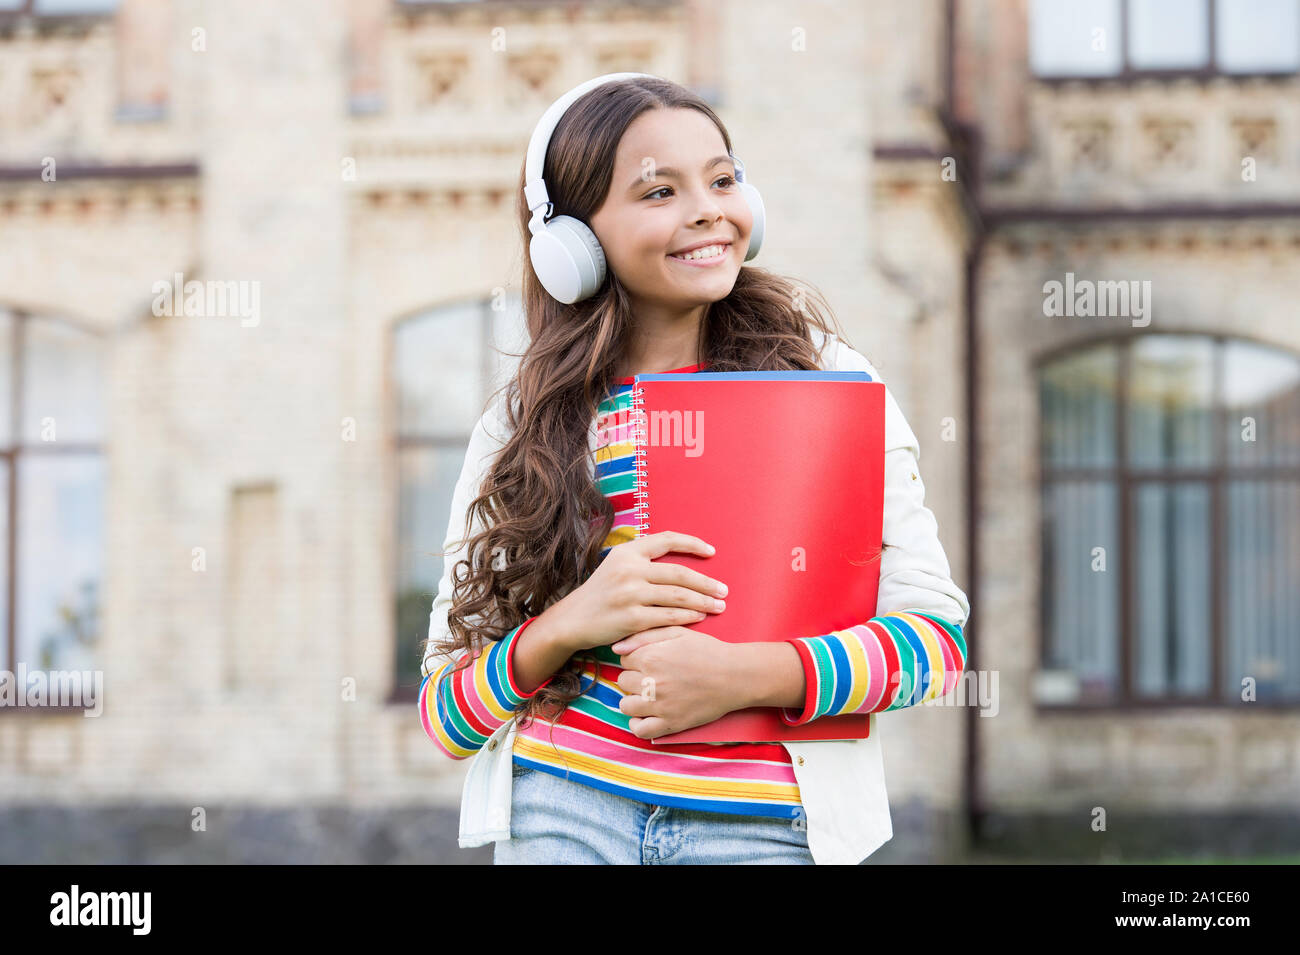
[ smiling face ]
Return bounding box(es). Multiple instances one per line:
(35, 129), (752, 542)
(588, 107), (752, 315)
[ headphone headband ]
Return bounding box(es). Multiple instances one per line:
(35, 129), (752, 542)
(524, 72), (655, 235)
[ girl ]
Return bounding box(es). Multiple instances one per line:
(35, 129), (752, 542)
(419, 74), (970, 865)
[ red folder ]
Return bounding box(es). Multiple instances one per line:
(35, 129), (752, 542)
(627, 371), (886, 744)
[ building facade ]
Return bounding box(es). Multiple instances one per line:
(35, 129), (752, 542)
(0, 0), (1295, 863)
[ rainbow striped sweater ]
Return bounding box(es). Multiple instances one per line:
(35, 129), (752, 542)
(418, 362), (967, 818)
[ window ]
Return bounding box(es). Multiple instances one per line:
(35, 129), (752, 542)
(0, 308), (106, 686)
(390, 293), (524, 699)
(0, 0), (121, 14)
(1217, 0), (1300, 71)
(1030, 0), (1300, 78)
(1038, 334), (1300, 707)
(1029, 0), (1124, 77)
(1128, 0), (1209, 69)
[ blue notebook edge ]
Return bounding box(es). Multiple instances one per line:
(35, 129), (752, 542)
(634, 370), (875, 382)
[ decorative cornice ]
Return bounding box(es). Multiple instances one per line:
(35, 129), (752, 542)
(984, 203), (1300, 225)
(986, 220), (1300, 258)
(0, 162), (199, 182)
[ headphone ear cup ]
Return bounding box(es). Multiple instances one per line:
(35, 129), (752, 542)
(528, 215), (607, 304)
(736, 181), (765, 261)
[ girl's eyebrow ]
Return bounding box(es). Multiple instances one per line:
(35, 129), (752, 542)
(627, 155), (734, 191)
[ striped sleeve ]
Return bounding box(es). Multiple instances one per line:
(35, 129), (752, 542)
(417, 615), (553, 758)
(778, 611), (967, 724)
(775, 344), (970, 725)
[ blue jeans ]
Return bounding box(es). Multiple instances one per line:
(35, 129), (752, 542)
(493, 762), (816, 865)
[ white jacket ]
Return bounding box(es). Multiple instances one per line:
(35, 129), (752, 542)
(422, 326), (971, 865)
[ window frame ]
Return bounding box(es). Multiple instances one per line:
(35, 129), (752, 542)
(0, 306), (106, 717)
(1034, 329), (1300, 712)
(1031, 0), (1300, 84)
(387, 297), (499, 705)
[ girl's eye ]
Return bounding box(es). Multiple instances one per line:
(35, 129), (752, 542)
(642, 175), (737, 201)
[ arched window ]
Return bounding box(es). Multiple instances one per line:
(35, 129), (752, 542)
(1038, 333), (1300, 706)
(0, 307), (105, 683)
(390, 293), (524, 698)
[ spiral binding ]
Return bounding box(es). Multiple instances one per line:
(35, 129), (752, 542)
(630, 383), (650, 535)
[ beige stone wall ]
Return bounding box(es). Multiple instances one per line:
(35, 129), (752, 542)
(0, 0), (982, 843)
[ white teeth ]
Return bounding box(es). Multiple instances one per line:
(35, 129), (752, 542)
(670, 244), (727, 261)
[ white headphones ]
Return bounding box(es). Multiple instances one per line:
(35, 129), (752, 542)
(523, 72), (766, 304)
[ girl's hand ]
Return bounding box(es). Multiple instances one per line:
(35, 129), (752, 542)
(612, 626), (746, 739)
(541, 531), (729, 654)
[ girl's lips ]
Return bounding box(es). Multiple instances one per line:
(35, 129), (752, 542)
(666, 244), (732, 267)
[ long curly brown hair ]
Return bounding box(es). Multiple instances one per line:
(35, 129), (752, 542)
(421, 75), (867, 740)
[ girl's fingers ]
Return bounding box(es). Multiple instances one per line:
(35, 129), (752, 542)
(627, 716), (670, 740)
(617, 673), (658, 706)
(639, 530), (715, 560)
(644, 583), (724, 616)
(645, 560), (728, 599)
(611, 624), (687, 655)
